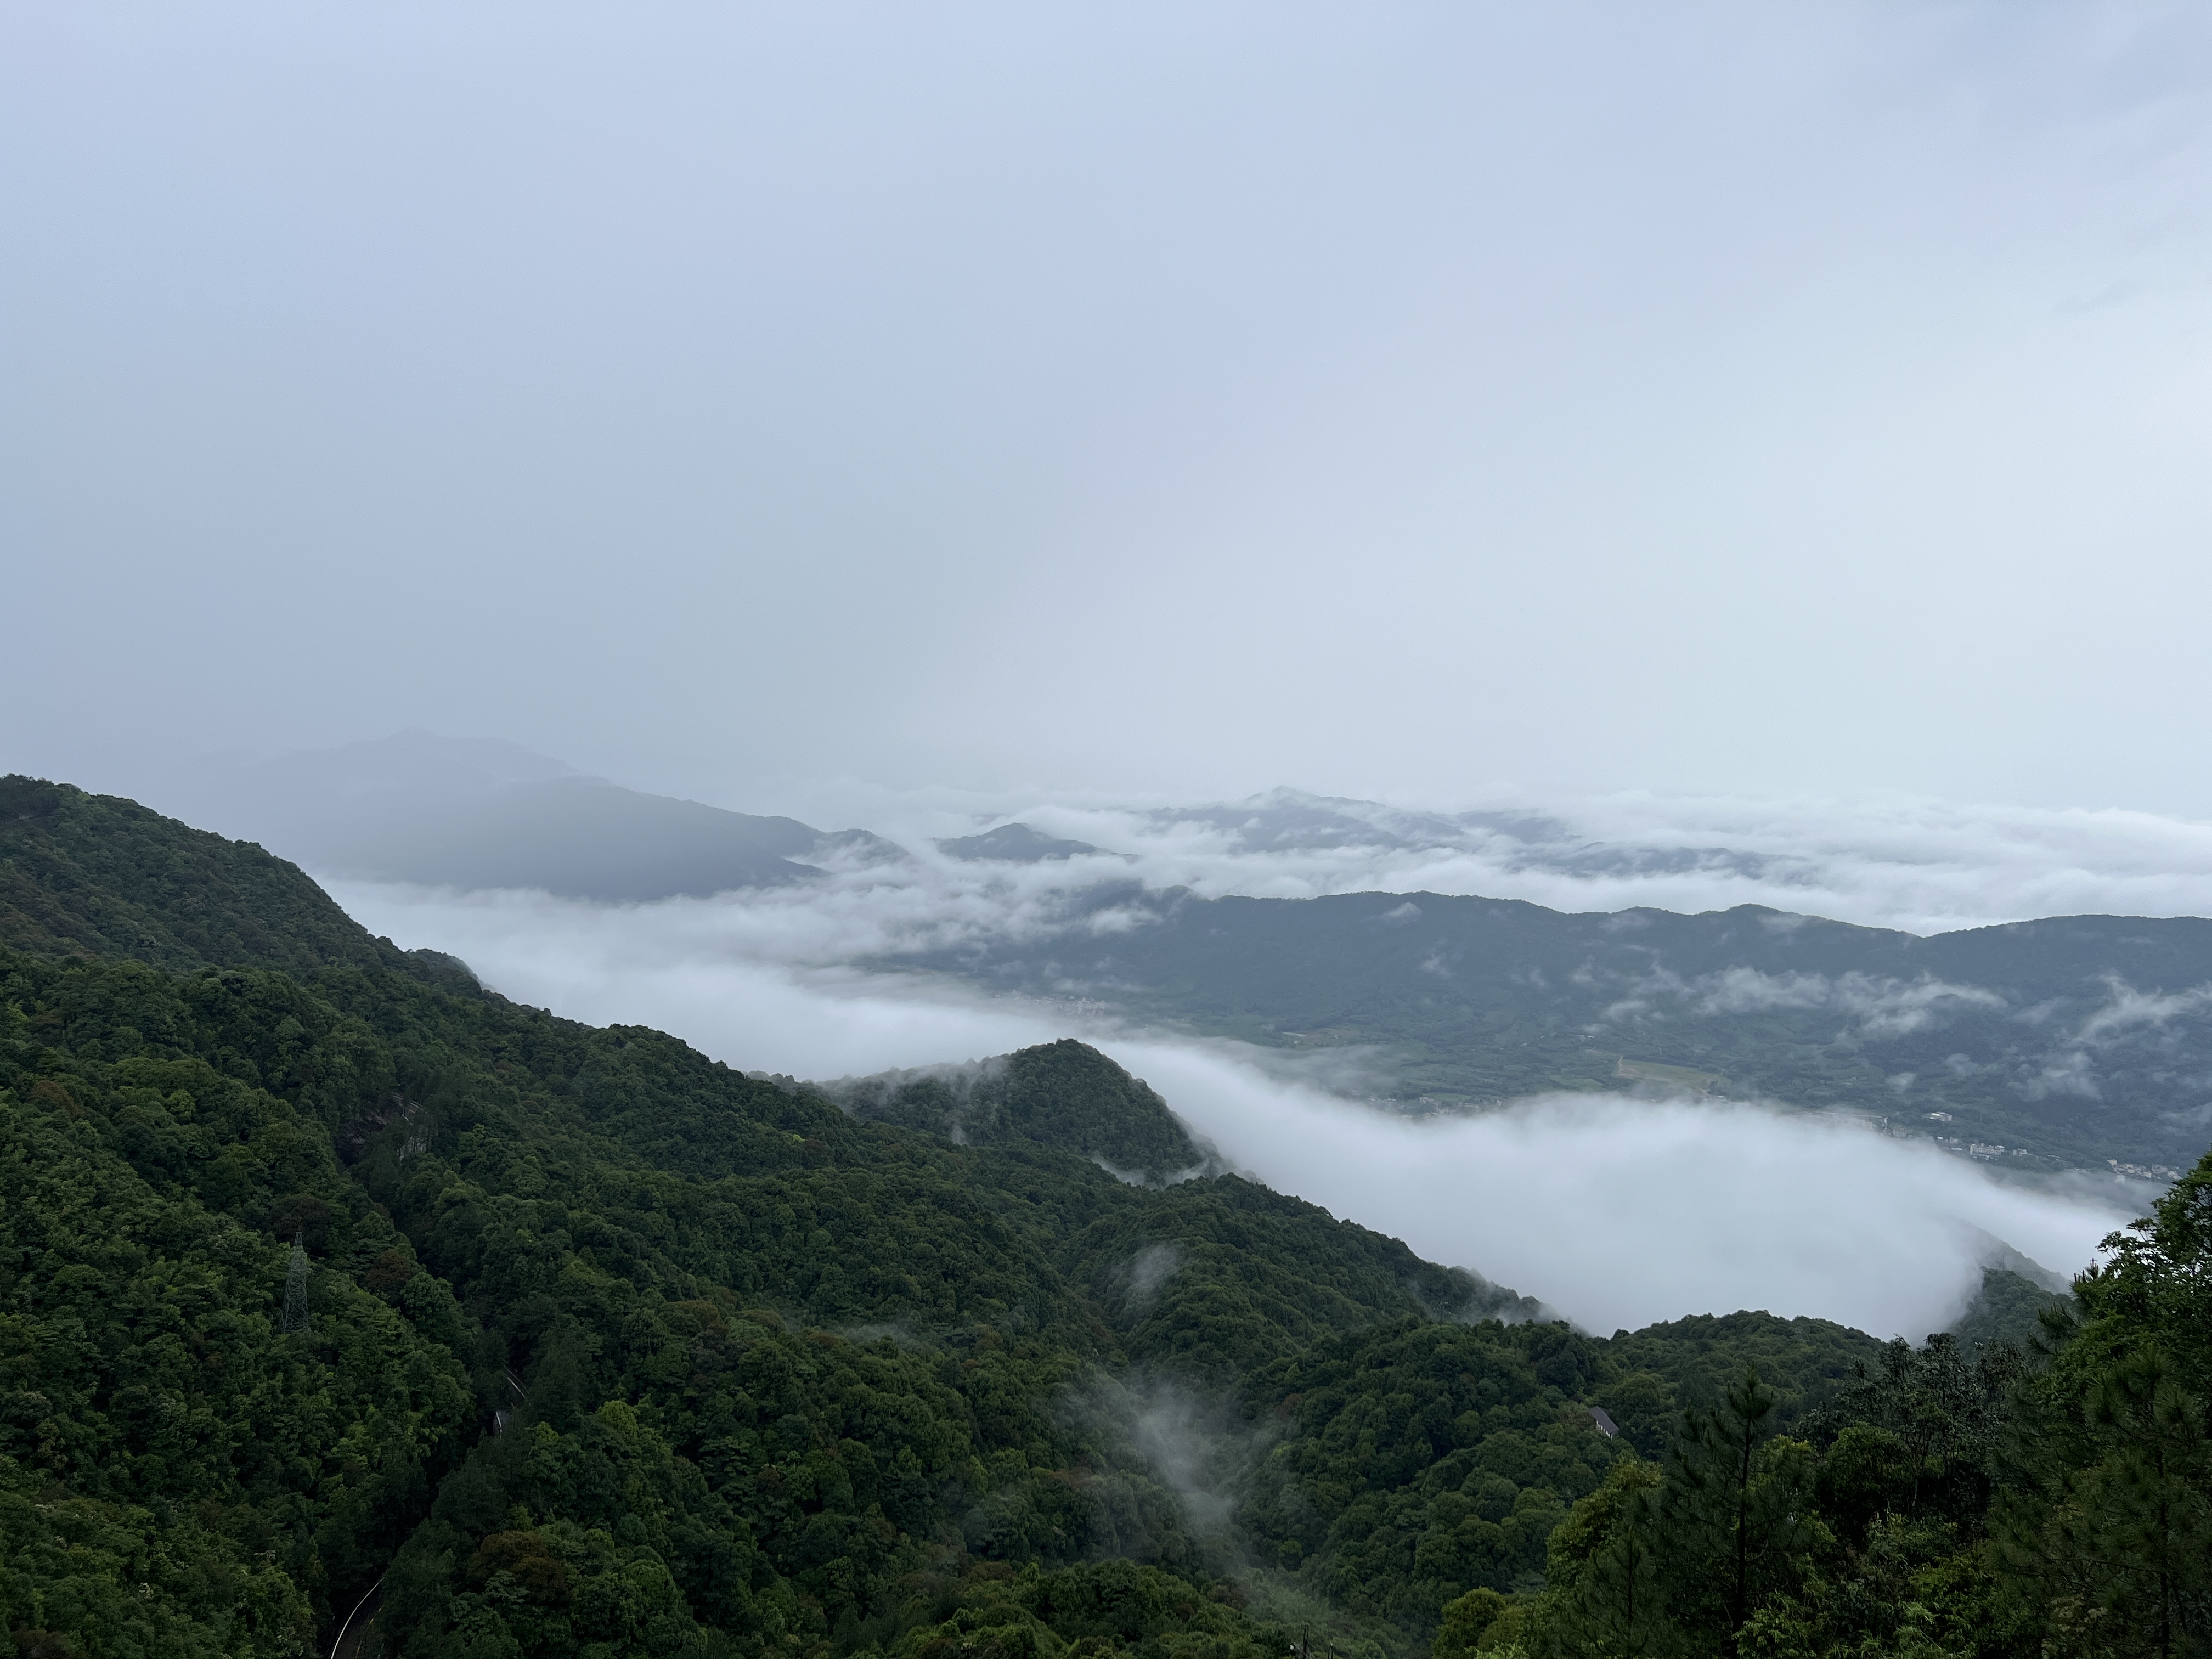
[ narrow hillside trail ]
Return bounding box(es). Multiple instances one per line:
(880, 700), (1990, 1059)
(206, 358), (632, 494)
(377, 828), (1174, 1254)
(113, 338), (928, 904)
(331, 1368), (527, 1657)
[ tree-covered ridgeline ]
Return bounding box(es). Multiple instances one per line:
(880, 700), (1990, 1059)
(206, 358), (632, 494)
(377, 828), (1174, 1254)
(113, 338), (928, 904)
(1424, 1163), (2212, 1659)
(1, 775), (2199, 1658)
(0, 776), (467, 988)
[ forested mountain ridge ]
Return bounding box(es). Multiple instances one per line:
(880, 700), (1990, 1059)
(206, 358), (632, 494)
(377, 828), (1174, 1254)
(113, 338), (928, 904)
(3, 782), (2198, 1659)
(894, 886), (2212, 1174)
(1, 773), (479, 992)
(0, 786), (1682, 1655)
(0, 907), (1723, 1656)
(3, 774), (399, 976)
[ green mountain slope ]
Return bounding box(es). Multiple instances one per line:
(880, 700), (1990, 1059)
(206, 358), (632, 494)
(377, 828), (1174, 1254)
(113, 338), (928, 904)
(8, 782), (2201, 1659)
(3, 940), (1888, 1656)
(1, 774), (483, 994)
(894, 887), (2212, 1173)
(1, 774), (404, 977)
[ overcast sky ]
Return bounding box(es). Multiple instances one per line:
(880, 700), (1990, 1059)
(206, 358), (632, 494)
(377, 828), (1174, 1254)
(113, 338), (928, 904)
(8, 2), (2212, 815)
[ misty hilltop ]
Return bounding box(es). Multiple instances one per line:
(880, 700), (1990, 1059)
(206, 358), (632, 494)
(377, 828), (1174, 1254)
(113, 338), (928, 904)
(157, 729), (906, 901)
(936, 821), (1111, 863)
(812, 1037), (1218, 1187)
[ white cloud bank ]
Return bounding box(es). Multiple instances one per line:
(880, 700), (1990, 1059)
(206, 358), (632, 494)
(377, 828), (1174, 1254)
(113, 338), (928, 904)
(753, 783), (2212, 937)
(335, 878), (2135, 1342)
(1601, 968), (2009, 1037)
(1115, 1045), (2125, 1341)
(319, 783), (2212, 1025)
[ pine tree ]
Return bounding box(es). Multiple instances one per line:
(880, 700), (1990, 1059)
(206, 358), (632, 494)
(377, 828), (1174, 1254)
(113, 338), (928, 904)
(1547, 1471), (1683, 1658)
(2001, 1340), (2212, 1656)
(281, 1229), (312, 1335)
(1540, 1456), (1667, 1656)
(1649, 1365), (1822, 1657)
(1996, 1154), (2212, 1657)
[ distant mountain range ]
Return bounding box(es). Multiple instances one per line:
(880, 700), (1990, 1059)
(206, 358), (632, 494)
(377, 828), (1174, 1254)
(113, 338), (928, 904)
(153, 744), (1833, 899)
(936, 821), (1110, 862)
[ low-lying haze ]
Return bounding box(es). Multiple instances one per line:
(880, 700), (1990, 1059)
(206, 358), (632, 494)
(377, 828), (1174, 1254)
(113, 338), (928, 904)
(240, 727), (2212, 936)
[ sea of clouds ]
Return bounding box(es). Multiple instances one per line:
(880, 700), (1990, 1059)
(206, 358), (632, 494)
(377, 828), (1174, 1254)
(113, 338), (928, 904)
(764, 782), (2212, 935)
(338, 781), (2212, 991)
(327, 783), (2168, 1342)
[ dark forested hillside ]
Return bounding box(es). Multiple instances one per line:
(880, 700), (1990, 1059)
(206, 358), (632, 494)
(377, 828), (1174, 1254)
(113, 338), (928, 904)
(0, 924), (1644, 1657)
(893, 886), (2212, 1175)
(0, 961), (476, 1656)
(0, 774), (481, 994)
(1, 775), (403, 977)
(7, 783), (2199, 1659)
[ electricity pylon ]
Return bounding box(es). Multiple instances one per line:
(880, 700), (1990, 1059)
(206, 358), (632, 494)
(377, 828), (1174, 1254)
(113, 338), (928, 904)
(281, 1229), (312, 1335)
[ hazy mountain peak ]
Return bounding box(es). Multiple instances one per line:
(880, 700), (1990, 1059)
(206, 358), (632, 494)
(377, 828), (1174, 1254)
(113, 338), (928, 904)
(162, 730), (905, 901)
(258, 727), (586, 795)
(936, 821), (1107, 862)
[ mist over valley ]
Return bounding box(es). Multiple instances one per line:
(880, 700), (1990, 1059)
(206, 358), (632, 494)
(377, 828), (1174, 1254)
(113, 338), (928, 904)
(150, 730), (2165, 1338)
(11, 5), (2212, 1651)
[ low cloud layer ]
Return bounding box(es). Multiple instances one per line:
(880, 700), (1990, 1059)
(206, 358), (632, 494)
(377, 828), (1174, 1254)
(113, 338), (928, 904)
(1111, 1045), (2127, 1341)
(325, 780), (2212, 998)
(756, 784), (2212, 936)
(335, 879), (2136, 1342)
(1601, 968), (2009, 1036)
(330, 877), (1070, 1073)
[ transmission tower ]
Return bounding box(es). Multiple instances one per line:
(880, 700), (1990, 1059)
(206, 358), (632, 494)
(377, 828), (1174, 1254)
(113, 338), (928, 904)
(281, 1229), (312, 1335)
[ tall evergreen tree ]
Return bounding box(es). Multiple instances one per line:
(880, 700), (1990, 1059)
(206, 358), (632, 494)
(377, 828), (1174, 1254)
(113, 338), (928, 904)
(1540, 1368), (1824, 1658)
(1664, 1367), (1821, 1655)
(1543, 1459), (1680, 1659)
(1999, 1163), (2212, 1657)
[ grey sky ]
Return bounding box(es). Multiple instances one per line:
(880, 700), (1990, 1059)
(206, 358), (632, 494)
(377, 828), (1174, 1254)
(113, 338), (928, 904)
(8, 2), (2212, 814)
